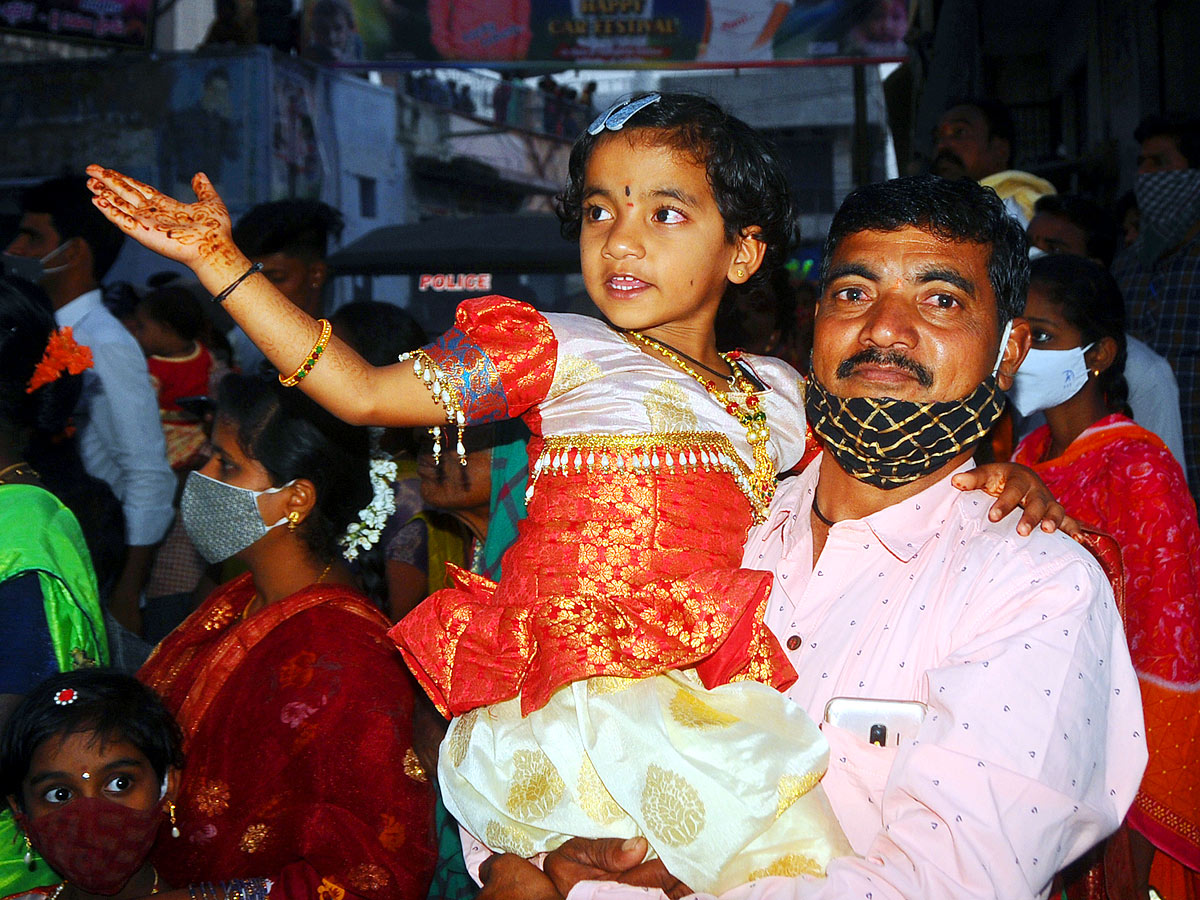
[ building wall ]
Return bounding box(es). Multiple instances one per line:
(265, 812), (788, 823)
(0, 47), (408, 288)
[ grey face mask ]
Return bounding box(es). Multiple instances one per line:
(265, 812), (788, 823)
(2, 240), (72, 284)
(180, 470), (292, 563)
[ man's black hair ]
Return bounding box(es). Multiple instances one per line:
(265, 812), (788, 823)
(1031, 194), (1121, 268)
(820, 174), (1029, 326)
(21, 176), (125, 282)
(232, 200), (345, 261)
(1134, 114), (1200, 169)
(945, 97), (1016, 148)
(0, 670), (184, 810)
(557, 91), (797, 293)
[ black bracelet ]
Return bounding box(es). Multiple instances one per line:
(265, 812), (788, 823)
(212, 261), (264, 304)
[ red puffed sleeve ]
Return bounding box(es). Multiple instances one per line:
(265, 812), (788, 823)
(415, 296), (557, 424)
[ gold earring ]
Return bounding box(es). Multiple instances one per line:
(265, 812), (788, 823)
(286, 511), (302, 532)
(23, 834), (34, 870)
(168, 801), (180, 838)
(735, 267), (746, 279)
(1089, 368), (1100, 378)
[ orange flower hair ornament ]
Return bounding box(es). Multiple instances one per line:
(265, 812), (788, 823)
(26, 327), (94, 394)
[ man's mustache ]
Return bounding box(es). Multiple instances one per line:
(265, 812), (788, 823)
(931, 149), (966, 175)
(836, 348), (934, 388)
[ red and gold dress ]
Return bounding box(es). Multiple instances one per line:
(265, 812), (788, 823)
(1014, 414), (1200, 891)
(391, 297), (850, 893)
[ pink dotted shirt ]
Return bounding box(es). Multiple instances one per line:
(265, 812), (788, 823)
(563, 458), (1146, 900)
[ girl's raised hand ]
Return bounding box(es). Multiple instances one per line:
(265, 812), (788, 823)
(85, 166), (240, 274)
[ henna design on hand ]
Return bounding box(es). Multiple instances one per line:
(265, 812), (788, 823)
(85, 165), (239, 269)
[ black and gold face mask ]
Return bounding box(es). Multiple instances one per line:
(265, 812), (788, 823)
(805, 320), (1012, 489)
(804, 373), (1006, 489)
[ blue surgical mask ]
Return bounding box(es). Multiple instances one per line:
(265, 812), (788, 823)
(180, 470), (293, 563)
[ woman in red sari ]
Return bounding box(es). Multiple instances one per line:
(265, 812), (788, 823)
(139, 374), (437, 900)
(1010, 254), (1200, 899)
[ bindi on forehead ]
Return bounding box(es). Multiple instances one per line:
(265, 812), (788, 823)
(624, 185), (630, 197)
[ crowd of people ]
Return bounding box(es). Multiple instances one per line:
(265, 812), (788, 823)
(0, 88), (1196, 900)
(402, 70), (597, 140)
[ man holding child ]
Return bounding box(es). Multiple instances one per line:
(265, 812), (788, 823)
(479, 176), (1146, 900)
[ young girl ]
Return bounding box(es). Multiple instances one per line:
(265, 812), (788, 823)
(86, 92), (1058, 893)
(1, 669), (267, 900)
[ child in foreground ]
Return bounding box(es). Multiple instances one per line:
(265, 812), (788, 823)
(0, 670), (269, 900)
(86, 92), (1062, 893)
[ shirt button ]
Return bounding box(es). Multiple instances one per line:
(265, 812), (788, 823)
(786, 635), (802, 651)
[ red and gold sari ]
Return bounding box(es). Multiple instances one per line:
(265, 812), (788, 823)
(139, 574), (437, 900)
(1015, 414), (1200, 890)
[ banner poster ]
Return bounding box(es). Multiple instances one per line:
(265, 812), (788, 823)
(271, 66), (324, 199)
(305, 0), (909, 67)
(0, 0), (152, 47)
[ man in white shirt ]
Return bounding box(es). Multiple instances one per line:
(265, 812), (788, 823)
(5, 176), (175, 632)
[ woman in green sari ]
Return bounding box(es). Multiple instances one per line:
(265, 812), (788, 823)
(0, 276), (108, 895)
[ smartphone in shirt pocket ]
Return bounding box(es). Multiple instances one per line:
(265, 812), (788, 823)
(824, 696), (927, 747)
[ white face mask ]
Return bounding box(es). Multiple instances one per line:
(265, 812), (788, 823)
(1007, 342), (1095, 416)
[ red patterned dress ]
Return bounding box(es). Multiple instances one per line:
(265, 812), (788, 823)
(1014, 413), (1200, 888)
(139, 576), (437, 900)
(391, 298), (850, 894)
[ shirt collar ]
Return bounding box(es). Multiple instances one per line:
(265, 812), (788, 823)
(861, 459), (977, 561)
(54, 288), (104, 329)
(767, 454), (978, 562)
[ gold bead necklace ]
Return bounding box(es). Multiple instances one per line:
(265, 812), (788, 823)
(624, 331), (776, 517)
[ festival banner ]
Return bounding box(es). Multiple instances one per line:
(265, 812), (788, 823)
(0, 0), (153, 47)
(302, 0), (909, 66)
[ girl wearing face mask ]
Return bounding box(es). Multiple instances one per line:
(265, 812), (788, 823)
(1, 670), (185, 900)
(136, 374), (436, 900)
(1010, 254), (1200, 898)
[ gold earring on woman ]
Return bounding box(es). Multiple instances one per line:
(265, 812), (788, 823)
(287, 511), (302, 532)
(735, 267), (746, 279)
(168, 801), (180, 838)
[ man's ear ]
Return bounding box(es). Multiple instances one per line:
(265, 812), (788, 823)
(995, 317), (1032, 390)
(308, 259), (329, 292)
(728, 227), (768, 284)
(6, 794), (21, 819)
(63, 236), (94, 276)
(988, 135), (1012, 172)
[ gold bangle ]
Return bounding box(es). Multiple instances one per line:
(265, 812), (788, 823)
(279, 318), (332, 387)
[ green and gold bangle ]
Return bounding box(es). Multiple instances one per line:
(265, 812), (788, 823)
(279, 318), (332, 387)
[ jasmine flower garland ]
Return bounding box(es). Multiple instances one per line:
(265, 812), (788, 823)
(340, 453), (399, 561)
